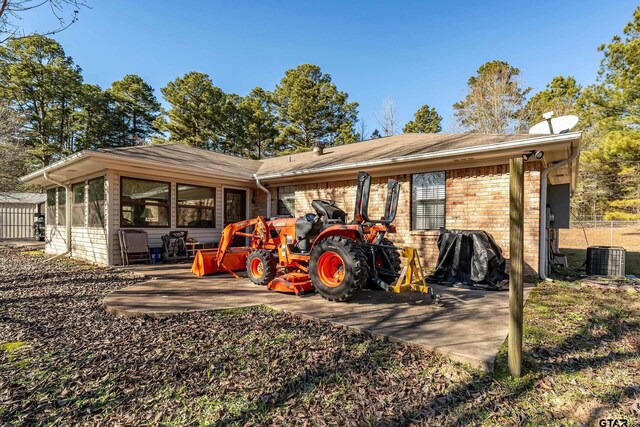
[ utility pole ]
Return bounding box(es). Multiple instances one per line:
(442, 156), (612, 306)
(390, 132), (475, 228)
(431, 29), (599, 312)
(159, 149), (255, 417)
(508, 157), (524, 377)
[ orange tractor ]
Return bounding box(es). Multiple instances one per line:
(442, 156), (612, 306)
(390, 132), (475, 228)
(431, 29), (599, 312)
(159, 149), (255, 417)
(192, 171), (405, 302)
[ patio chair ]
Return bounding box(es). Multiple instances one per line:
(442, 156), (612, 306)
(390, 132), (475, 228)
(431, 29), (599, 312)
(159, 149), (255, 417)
(118, 229), (151, 266)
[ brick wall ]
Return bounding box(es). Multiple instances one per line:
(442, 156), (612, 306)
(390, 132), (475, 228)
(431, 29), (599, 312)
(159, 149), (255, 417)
(255, 162), (542, 275)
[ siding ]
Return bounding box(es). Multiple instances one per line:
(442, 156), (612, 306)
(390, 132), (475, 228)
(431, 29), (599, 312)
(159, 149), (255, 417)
(44, 175), (110, 264)
(0, 203), (41, 239)
(109, 171), (249, 265)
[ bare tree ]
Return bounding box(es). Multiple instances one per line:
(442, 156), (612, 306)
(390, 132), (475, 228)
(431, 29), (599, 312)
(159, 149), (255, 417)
(357, 119), (368, 141)
(0, 0), (87, 43)
(453, 61), (531, 134)
(376, 97), (399, 136)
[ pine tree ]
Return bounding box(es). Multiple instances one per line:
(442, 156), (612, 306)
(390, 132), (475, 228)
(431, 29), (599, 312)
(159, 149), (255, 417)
(403, 104), (442, 133)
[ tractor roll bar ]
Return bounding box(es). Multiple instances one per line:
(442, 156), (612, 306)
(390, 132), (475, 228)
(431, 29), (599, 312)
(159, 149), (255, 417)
(352, 171), (401, 226)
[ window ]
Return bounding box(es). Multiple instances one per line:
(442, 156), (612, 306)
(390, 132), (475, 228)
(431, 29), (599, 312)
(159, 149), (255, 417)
(72, 183), (85, 226)
(88, 177), (105, 228)
(57, 187), (66, 226)
(177, 184), (215, 227)
(278, 186), (295, 216)
(121, 177), (170, 227)
(47, 188), (56, 225)
(412, 172), (445, 230)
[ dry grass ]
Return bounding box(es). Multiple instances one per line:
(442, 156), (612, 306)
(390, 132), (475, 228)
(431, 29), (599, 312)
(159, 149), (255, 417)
(560, 226), (640, 276)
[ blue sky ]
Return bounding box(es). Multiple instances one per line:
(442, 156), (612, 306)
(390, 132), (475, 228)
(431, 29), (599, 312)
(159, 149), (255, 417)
(19, 0), (639, 133)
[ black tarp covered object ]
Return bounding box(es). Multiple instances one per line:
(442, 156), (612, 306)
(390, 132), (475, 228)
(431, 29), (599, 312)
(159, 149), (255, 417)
(428, 229), (507, 289)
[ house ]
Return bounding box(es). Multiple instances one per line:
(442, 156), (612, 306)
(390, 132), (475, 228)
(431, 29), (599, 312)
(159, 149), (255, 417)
(0, 192), (46, 239)
(20, 132), (581, 277)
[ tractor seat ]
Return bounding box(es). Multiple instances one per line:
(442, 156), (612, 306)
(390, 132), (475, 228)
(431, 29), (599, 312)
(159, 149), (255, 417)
(311, 199), (346, 226)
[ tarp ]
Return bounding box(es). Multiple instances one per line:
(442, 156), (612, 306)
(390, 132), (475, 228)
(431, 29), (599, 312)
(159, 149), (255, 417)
(428, 229), (507, 290)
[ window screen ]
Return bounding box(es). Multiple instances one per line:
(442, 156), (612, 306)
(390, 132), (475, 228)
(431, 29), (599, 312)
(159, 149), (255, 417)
(121, 177), (170, 227)
(88, 177), (105, 228)
(412, 172), (445, 230)
(57, 187), (66, 226)
(46, 188), (56, 226)
(177, 184), (215, 227)
(278, 186), (295, 216)
(72, 183), (85, 226)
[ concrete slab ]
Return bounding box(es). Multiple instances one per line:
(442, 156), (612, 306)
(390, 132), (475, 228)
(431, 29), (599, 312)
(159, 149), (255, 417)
(104, 263), (534, 371)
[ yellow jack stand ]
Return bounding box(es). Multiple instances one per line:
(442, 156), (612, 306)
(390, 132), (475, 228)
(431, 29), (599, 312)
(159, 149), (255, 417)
(389, 247), (432, 295)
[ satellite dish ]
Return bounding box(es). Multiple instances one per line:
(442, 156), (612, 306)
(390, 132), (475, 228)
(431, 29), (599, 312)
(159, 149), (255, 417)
(529, 113), (579, 135)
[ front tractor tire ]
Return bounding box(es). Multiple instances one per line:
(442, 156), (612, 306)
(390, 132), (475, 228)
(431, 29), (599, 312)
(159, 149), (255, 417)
(247, 249), (277, 286)
(309, 236), (369, 302)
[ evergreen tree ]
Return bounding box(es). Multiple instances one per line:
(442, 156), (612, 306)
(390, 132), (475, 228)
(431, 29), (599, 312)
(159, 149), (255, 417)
(108, 74), (161, 145)
(403, 104), (442, 133)
(524, 76), (582, 126)
(574, 7), (640, 219)
(238, 87), (280, 159)
(273, 64), (358, 150)
(73, 84), (125, 150)
(0, 35), (83, 166)
(156, 72), (225, 150)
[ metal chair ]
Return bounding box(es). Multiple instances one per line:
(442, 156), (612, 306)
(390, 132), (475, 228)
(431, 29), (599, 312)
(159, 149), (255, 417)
(118, 229), (151, 265)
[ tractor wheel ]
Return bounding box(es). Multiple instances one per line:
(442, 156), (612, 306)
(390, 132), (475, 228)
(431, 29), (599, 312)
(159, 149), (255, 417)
(368, 237), (402, 289)
(309, 236), (369, 302)
(247, 249), (277, 286)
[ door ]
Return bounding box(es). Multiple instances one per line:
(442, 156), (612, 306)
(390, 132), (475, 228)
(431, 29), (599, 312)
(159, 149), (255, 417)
(224, 188), (247, 246)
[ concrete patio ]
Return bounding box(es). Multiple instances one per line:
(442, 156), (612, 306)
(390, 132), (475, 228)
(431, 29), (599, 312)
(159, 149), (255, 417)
(104, 263), (534, 371)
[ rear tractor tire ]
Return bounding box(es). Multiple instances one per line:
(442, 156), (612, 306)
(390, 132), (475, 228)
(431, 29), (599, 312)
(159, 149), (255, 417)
(309, 236), (369, 302)
(247, 249), (277, 286)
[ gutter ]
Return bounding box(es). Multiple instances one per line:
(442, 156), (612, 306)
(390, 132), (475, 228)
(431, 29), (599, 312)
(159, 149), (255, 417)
(254, 175), (271, 218)
(21, 150), (257, 185)
(539, 145), (580, 280)
(43, 171), (72, 261)
(256, 132), (582, 181)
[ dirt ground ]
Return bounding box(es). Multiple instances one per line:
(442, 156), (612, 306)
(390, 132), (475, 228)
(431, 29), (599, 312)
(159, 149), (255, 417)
(560, 226), (640, 276)
(560, 226), (640, 251)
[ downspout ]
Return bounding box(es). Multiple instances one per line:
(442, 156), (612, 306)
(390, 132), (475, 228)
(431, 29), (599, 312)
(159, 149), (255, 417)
(539, 146), (580, 280)
(43, 171), (72, 261)
(254, 175), (271, 218)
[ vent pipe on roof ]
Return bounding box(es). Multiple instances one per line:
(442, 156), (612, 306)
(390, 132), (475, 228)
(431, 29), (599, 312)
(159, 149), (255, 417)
(312, 142), (324, 156)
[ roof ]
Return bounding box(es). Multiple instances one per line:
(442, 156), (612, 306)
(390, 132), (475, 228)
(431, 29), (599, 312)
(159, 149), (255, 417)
(97, 144), (263, 179)
(21, 133), (582, 187)
(257, 133), (538, 178)
(0, 192), (46, 204)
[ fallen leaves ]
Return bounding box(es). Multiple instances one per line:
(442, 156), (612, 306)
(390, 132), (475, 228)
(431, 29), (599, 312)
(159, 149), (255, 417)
(0, 249), (639, 426)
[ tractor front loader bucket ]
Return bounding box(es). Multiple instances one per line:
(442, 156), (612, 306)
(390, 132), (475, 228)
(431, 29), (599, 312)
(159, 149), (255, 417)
(191, 248), (250, 276)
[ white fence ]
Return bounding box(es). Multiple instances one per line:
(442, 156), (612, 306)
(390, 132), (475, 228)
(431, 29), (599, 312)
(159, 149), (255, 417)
(0, 203), (38, 239)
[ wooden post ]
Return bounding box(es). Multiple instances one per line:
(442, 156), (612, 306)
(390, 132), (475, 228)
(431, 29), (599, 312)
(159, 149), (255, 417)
(509, 157), (524, 377)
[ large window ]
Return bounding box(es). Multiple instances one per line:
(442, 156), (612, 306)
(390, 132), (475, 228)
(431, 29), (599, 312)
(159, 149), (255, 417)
(177, 184), (215, 227)
(47, 188), (56, 225)
(121, 177), (170, 227)
(57, 187), (66, 226)
(72, 183), (85, 226)
(412, 172), (445, 230)
(88, 177), (105, 228)
(278, 186), (295, 216)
